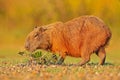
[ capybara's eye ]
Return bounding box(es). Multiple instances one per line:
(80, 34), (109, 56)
(34, 33), (38, 37)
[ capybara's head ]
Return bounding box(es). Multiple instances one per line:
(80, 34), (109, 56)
(25, 27), (50, 52)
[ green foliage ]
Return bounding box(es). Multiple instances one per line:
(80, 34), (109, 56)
(31, 51), (59, 65)
(31, 51), (42, 58)
(18, 50), (59, 65)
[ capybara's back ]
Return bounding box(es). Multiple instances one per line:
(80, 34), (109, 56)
(62, 16), (111, 56)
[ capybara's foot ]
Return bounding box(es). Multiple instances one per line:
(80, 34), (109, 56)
(56, 57), (64, 65)
(79, 58), (90, 66)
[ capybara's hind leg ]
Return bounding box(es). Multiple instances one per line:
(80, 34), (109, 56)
(96, 47), (106, 65)
(79, 54), (90, 66)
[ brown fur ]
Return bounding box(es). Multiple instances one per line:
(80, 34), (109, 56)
(25, 16), (111, 65)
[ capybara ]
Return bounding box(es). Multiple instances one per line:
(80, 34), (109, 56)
(25, 16), (111, 65)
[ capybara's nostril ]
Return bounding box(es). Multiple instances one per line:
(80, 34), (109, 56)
(25, 42), (30, 50)
(25, 46), (28, 49)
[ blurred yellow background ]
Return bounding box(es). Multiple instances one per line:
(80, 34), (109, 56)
(0, 0), (120, 57)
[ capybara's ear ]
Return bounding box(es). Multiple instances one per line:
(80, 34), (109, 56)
(39, 27), (47, 32)
(34, 26), (38, 29)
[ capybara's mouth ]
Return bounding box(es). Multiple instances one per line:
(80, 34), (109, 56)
(29, 47), (40, 52)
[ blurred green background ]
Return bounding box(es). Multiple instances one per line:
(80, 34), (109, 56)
(0, 0), (120, 64)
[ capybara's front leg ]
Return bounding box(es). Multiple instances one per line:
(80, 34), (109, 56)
(56, 56), (64, 65)
(96, 47), (106, 65)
